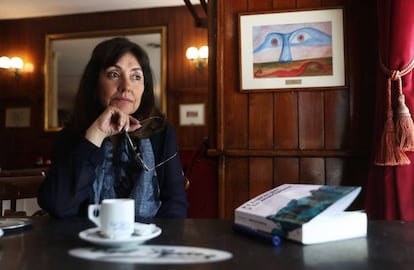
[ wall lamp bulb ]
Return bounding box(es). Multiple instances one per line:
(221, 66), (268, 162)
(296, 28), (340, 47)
(0, 56), (25, 80)
(186, 46), (208, 72)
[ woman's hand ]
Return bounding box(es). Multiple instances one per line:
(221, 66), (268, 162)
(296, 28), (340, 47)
(85, 106), (141, 147)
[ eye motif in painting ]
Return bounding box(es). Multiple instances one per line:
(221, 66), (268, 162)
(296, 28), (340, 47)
(252, 27), (333, 78)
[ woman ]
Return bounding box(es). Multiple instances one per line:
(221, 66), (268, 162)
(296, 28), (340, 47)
(38, 37), (188, 219)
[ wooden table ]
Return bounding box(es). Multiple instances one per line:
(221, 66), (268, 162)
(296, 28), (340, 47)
(1, 217), (414, 269)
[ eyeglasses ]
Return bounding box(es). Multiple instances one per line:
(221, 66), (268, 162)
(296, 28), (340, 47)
(124, 119), (177, 171)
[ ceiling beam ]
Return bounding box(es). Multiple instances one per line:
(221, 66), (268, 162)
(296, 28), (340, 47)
(183, 0), (208, 28)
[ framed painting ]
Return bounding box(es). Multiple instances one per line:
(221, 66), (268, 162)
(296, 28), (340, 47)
(5, 107), (31, 128)
(179, 103), (205, 126)
(239, 8), (345, 91)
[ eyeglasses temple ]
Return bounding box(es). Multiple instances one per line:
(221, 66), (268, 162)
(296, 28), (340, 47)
(124, 131), (151, 171)
(124, 131), (137, 151)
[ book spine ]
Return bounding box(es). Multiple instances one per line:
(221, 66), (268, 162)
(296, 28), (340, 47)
(235, 211), (281, 234)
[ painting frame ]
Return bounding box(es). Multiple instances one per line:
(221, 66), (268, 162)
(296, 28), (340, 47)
(239, 7), (346, 91)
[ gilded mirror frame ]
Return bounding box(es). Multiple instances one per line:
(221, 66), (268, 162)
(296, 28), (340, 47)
(44, 26), (167, 132)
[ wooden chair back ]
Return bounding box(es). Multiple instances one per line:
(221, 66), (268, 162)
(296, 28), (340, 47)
(0, 168), (48, 216)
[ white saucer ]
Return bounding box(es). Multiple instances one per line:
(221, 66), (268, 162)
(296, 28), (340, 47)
(79, 223), (162, 247)
(0, 218), (31, 231)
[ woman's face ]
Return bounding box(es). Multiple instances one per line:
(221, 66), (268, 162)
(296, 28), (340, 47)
(98, 52), (145, 115)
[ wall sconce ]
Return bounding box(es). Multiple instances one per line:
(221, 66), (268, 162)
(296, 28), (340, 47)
(186, 46), (208, 72)
(0, 56), (27, 80)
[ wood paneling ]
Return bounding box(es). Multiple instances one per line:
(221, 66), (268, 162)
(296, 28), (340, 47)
(274, 158), (299, 186)
(325, 90), (349, 149)
(249, 94), (274, 149)
(248, 157), (273, 197)
(299, 92), (324, 149)
(274, 92), (299, 148)
(0, 5), (209, 168)
(224, 157), (249, 218)
(212, 0), (378, 219)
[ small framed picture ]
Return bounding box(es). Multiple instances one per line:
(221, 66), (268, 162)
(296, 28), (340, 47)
(5, 107), (31, 128)
(179, 103), (205, 126)
(239, 8), (346, 91)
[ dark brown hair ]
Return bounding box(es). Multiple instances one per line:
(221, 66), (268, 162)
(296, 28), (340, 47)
(66, 37), (166, 137)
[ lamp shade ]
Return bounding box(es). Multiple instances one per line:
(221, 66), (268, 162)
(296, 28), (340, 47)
(198, 46), (209, 59)
(0, 56), (10, 68)
(10, 57), (24, 69)
(186, 47), (199, 60)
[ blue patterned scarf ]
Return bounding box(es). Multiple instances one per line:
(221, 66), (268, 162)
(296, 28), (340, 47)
(92, 136), (161, 219)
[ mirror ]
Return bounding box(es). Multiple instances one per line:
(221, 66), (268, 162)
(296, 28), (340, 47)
(44, 26), (167, 132)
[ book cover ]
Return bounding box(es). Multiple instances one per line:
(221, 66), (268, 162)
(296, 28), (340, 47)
(234, 184), (367, 245)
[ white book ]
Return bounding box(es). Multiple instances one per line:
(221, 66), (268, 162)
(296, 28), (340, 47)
(234, 184), (367, 245)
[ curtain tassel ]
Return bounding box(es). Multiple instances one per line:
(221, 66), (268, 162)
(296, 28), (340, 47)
(375, 58), (414, 166)
(395, 92), (414, 151)
(374, 110), (411, 166)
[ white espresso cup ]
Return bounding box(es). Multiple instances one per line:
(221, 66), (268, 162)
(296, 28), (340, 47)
(88, 198), (135, 239)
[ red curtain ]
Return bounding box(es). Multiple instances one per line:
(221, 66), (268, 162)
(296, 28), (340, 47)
(365, 0), (414, 220)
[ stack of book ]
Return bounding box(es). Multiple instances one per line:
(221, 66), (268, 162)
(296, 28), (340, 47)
(234, 184), (367, 245)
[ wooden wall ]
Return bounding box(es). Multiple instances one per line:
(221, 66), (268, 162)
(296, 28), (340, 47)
(209, 0), (378, 218)
(0, 6), (209, 169)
